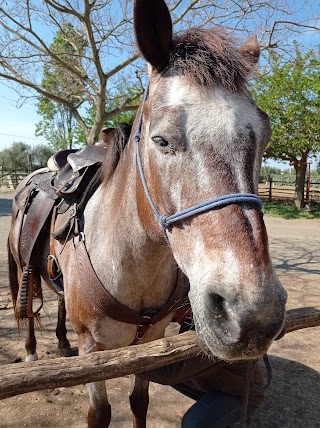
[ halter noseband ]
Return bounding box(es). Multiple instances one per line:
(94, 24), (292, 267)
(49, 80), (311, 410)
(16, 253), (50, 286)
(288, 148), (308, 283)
(133, 83), (262, 230)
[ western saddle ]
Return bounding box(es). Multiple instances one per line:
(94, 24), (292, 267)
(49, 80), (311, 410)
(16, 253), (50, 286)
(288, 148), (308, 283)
(14, 144), (107, 318)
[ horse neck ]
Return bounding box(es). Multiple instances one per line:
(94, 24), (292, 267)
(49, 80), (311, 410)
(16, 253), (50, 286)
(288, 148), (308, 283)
(83, 140), (176, 308)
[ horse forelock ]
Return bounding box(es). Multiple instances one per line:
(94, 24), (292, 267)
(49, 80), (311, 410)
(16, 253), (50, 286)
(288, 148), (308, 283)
(168, 28), (255, 90)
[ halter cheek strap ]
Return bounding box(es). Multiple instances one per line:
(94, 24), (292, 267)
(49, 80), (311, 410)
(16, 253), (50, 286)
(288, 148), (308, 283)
(133, 83), (262, 230)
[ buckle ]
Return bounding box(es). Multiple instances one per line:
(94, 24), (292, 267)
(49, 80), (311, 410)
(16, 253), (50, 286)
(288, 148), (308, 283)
(135, 315), (154, 340)
(47, 254), (62, 280)
(68, 205), (77, 218)
(139, 315), (153, 326)
(135, 329), (145, 340)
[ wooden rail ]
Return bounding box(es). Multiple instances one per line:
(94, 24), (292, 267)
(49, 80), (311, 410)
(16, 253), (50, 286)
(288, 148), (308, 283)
(0, 307), (319, 400)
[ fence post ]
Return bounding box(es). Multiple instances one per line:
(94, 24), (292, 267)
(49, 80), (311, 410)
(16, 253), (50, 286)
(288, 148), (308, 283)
(268, 177), (272, 202)
(14, 167), (17, 189)
(27, 153), (32, 174)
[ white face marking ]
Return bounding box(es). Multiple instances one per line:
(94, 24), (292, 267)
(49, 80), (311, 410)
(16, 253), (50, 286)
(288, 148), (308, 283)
(221, 248), (241, 284)
(191, 244), (241, 288)
(164, 76), (264, 191)
(166, 76), (262, 141)
(167, 80), (189, 105)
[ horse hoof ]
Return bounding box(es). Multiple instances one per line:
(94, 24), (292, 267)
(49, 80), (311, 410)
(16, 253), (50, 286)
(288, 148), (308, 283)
(58, 347), (78, 357)
(25, 352), (38, 362)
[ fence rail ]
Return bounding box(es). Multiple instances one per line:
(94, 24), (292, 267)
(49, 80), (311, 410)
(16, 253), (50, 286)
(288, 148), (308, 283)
(0, 307), (319, 400)
(0, 170), (28, 189)
(258, 179), (320, 204)
(2, 171), (320, 205)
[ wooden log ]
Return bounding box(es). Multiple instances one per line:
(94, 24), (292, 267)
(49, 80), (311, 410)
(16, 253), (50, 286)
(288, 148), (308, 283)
(0, 307), (319, 401)
(283, 307), (320, 334)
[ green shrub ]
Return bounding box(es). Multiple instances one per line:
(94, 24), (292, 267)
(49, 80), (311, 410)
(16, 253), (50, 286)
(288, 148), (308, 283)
(263, 201), (320, 219)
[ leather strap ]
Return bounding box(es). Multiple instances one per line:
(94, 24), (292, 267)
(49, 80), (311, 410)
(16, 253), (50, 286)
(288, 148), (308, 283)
(73, 236), (184, 343)
(48, 205), (57, 279)
(47, 205), (64, 296)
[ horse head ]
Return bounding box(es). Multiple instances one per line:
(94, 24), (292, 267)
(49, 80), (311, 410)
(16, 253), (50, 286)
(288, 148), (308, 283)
(133, 0), (287, 360)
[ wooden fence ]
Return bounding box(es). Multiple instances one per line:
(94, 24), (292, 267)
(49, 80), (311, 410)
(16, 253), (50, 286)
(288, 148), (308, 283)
(2, 170), (320, 206)
(0, 307), (319, 400)
(0, 169), (28, 189)
(258, 179), (320, 204)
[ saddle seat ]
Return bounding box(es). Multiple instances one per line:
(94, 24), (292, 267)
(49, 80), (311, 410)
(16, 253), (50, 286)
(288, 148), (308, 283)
(50, 144), (107, 199)
(47, 149), (78, 171)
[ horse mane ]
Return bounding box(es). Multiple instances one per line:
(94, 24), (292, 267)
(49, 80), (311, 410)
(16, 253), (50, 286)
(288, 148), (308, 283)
(169, 28), (256, 90)
(101, 123), (132, 183)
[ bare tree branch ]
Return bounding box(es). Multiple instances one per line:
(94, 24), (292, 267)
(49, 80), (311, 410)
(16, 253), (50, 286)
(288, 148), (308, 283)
(267, 20), (320, 49)
(0, 0), (318, 145)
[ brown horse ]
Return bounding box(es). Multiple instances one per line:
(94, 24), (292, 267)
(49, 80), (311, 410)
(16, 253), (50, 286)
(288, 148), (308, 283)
(8, 0), (287, 426)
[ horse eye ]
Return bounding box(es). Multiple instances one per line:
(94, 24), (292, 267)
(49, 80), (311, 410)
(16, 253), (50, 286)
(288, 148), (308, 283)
(152, 136), (169, 147)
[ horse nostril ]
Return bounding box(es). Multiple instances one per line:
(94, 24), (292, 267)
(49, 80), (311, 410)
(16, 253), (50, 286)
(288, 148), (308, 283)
(207, 292), (241, 339)
(209, 293), (228, 322)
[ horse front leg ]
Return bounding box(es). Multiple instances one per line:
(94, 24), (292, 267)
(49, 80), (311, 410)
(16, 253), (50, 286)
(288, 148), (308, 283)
(87, 381), (111, 428)
(25, 317), (38, 361)
(78, 334), (111, 427)
(129, 375), (149, 428)
(56, 296), (73, 357)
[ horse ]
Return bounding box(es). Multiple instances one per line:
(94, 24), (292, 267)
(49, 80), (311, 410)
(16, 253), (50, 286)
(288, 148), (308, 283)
(8, 0), (287, 426)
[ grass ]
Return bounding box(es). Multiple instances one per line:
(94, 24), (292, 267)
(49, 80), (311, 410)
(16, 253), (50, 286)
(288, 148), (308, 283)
(262, 200), (320, 219)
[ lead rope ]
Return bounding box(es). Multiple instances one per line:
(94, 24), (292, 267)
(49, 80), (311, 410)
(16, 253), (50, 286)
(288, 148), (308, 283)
(240, 360), (255, 427)
(240, 354), (273, 427)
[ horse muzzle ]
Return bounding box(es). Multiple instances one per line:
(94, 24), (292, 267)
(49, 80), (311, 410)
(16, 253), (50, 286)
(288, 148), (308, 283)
(190, 278), (287, 360)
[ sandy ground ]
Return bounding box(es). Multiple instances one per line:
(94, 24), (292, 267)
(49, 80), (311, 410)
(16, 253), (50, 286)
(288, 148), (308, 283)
(0, 188), (319, 428)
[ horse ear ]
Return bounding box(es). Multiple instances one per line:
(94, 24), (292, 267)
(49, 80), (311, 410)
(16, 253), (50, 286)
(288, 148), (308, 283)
(134, 0), (173, 72)
(239, 35), (260, 68)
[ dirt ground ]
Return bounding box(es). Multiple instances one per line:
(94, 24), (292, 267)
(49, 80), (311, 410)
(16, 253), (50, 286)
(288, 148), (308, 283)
(0, 188), (319, 428)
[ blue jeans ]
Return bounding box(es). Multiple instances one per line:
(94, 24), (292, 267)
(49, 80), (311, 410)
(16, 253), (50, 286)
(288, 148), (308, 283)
(173, 382), (247, 428)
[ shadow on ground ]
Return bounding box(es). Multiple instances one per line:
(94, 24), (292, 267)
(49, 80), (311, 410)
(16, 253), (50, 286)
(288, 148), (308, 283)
(251, 355), (320, 428)
(0, 198), (13, 216)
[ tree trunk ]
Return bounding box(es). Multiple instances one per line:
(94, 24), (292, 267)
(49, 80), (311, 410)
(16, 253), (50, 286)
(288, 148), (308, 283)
(294, 164), (307, 209)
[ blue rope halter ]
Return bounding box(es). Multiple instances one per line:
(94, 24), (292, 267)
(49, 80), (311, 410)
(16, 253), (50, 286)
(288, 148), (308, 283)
(133, 83), (262, 230)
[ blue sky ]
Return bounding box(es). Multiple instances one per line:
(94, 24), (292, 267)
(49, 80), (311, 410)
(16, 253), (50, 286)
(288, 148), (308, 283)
(0, 88), (46, 150)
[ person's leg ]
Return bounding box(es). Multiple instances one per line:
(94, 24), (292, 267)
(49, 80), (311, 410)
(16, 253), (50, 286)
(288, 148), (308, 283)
(180, 390), (246, 428)
(172, 381), (205, 401)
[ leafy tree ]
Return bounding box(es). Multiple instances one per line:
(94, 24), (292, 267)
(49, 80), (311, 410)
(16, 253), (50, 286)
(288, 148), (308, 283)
(35, 99), (80, 150)
(260, 166), (284, 176)
(35, 24), (86, 150)
(0, 142), (54, 172)
(31, 144), (55, 169)
(0, 1), (319, 145)
(252, 45), (320, 208)
(76, 78), (141, 144)
(0, 142), (31, 171)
